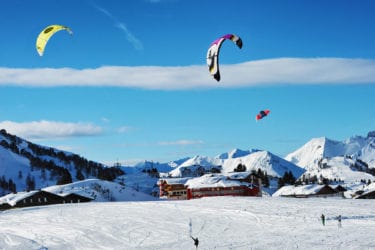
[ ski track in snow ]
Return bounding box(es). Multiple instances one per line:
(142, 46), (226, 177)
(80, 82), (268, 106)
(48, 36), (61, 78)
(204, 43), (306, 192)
(0, 197), (374, 249)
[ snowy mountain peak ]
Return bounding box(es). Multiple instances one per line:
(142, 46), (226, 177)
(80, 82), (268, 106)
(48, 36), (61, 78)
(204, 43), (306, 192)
(285, 131), (375, 183)
(216, 148), (260, 159)
(228, 148), (251, 158)
(285, 137), (326, 170)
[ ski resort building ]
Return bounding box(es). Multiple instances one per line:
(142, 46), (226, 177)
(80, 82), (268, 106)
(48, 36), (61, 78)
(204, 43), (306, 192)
(158, 173), (261, 200)
(158, 178), (190, 200)
(185, 173), (261, 200)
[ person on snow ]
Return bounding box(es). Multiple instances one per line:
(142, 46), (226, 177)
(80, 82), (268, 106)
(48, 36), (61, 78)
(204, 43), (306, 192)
(337, 215), (342, 228)
(191, 236), (199, 249)
(321, 214), (325, 226)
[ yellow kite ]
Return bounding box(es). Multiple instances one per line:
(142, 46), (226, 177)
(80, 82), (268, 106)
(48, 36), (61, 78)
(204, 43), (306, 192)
(36, 25), (73, 56)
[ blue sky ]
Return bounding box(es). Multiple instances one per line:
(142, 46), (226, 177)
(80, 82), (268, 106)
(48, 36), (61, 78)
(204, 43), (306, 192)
(1, 0), (375, 165)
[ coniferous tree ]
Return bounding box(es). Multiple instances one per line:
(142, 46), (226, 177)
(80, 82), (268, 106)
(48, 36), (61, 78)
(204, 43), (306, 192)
(234, 163), (246, 172)
(56, 169), (72, 185)
(278, 171), (296, 188)
(41, 168), (46, 181)
(263, 173), (270, 187)
(76, 169), (85, 180)
(26, 174), (36, 191)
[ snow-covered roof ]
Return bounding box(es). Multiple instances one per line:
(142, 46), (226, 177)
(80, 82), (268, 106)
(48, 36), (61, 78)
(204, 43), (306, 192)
(158, 177), (190, 185)
(0, 190), (40, 206)
(226, 171), (253, 179)
(185, 174), (254, 189)
(272, 184), (329, 197)
(360, 182), (375, 196)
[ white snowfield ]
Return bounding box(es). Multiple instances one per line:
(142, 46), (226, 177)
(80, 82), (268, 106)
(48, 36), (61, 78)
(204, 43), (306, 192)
(0, 197), (374, 249)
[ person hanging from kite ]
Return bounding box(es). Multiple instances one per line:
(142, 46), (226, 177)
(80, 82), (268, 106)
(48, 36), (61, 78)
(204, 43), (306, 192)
(256, 109), (270, 121)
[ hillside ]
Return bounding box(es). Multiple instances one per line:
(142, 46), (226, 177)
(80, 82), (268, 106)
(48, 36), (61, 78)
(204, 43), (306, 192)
(0, 129), (124, 194)
(43, 179), (157, 202)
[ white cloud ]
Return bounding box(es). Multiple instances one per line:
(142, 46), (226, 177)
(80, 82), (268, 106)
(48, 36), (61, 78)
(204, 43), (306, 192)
(0, 120), (103, 139)
(93, 5), (143, 50)
(115, 23), (143, 50)
(117, 126), (135, 134)
(101, 117), (110, 123)
(158, 140), (204, 146)
(1, 58), (375, 90)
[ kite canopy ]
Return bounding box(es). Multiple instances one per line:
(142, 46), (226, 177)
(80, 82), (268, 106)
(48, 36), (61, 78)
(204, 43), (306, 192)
(256, 110), (270, 121)
(206, 34), (243, 81)
(36, 25), (73, 56)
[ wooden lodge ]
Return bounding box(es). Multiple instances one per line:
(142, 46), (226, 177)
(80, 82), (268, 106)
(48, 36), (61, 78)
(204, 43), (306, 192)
(186, 184), (260, 200)
(158, 178), (189, 200)
(0, 190), (93, 210)
(186, 172), (261, 200)
(357, 190), (375, 199)
(159, 172), (261, 200)
(61, 193), (94, 203)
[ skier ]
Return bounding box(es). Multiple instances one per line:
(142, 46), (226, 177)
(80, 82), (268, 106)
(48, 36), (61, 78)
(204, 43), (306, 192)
(321, 214), (325, 226)
(191, 236), (199, 249)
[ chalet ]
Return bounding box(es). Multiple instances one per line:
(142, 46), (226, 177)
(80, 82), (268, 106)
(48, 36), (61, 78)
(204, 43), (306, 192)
(0, 190), (64, 209)
(331, 184), (347, 193)
(185, 173), (261, 200)
(273, 184), (340, 198)
(356, 183), (375, 199)
(0, 202), (11, 210)
(158, 178), (190, 200)
(0, 189), (94, 210)
(60, 193), (93, 203)
(227, 172), (261, 184)
(357, 190), (375, 199)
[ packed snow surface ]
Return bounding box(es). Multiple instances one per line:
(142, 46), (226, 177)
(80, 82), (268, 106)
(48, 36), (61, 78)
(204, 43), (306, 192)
(0, 197), (374, 249)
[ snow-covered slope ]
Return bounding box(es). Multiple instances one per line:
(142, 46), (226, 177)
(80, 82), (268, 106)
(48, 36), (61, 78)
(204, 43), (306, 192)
(0, 197), (374, 249)
(44, 179), (157, 202)
(0, 130), (124, 194)
(0, 146), (30, 191)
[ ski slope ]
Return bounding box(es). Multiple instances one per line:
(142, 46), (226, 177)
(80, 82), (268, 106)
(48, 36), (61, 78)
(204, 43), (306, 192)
(0, 197), (374, 249)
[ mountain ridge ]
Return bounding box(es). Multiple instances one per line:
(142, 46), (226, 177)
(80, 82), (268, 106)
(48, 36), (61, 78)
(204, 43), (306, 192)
(1, 129), (375, 197)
